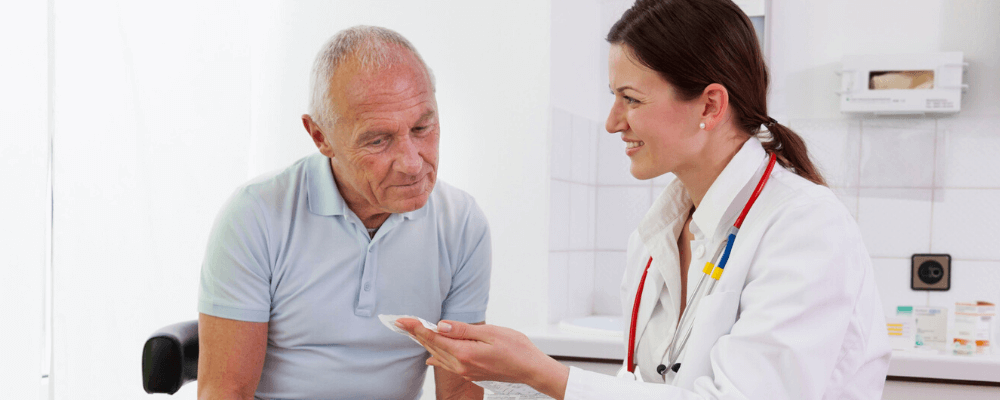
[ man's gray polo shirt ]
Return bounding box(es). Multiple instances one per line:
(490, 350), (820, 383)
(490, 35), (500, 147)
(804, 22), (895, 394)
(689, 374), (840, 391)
(198, 153), (491, 400)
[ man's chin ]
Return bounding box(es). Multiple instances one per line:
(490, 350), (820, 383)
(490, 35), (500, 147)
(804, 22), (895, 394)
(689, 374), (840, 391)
(386, 195), (430, 214)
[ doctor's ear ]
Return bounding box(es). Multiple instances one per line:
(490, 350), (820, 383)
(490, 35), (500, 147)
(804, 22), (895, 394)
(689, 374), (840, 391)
(698, 83), (730, 131)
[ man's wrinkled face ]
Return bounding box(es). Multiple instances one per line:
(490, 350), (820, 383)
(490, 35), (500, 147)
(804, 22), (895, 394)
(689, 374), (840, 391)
(323, 51), (439, 214)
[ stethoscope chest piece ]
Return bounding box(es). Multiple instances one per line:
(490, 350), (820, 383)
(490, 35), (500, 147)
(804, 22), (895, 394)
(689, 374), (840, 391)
(616, 366), (645, 382)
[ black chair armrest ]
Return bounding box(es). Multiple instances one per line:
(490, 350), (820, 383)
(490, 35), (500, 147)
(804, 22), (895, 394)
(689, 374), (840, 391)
(142, 320), (199, 394)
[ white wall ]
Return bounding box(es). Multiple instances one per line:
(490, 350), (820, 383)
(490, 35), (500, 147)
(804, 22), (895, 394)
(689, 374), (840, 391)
(45, 1), (550, 398)
(768, 1), (1000, 395)
(244, 1), (553, 330)
(0, 1), (48, 398)
(769, 0), (1000, 324)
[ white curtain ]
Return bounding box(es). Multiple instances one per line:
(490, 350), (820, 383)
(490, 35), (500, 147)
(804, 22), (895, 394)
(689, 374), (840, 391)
(49, 1), (551, 398)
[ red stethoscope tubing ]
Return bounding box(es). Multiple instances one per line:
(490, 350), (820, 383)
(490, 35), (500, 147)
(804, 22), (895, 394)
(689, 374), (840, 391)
(626, 257), (655, 374)
(625, 153), (777, 374)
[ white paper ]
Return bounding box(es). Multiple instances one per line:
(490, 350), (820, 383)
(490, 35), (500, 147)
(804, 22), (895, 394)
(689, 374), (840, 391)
(377, 315), (553, 399)
(474, 381), (553, 400)
(378, 314), (438, 344)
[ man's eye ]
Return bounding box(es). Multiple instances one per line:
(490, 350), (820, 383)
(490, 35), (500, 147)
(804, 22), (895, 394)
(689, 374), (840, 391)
(370, 139), (384, 146)
(413, 126), (428, 133)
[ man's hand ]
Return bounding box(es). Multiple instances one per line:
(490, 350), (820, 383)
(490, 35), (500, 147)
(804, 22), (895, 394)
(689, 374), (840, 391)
(396, 319), (569, 400)
(197, 313), (268, 400)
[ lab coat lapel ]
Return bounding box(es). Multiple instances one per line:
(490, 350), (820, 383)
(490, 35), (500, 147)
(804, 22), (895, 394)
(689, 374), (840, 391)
(633, 182), (689, 344)
(690, 138), (768, 242)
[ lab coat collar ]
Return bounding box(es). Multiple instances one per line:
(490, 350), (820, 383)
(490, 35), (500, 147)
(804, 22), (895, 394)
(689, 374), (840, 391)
(635, 176), (692, 342)
(305, 153), (428, 221)
(632, 137), (767, 342)
(690, 137), (768, 242)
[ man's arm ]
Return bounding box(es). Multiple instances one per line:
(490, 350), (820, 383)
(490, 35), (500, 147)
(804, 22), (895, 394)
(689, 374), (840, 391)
(434, 321), (485, 400)
(197, 313), (268, 400)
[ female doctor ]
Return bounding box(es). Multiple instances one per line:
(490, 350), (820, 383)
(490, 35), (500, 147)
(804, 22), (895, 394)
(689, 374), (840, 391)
(398, 0), (891, 398)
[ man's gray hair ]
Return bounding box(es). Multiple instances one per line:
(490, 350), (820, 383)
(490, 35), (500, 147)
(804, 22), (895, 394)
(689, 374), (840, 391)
(308, 25), (435, 129)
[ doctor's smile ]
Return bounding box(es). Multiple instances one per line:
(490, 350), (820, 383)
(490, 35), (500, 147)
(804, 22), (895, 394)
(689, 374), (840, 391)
(623, 136), (645, 155)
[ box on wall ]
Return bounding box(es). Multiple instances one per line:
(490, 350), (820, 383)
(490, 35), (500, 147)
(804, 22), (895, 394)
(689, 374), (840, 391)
(838, 52), (966, 115)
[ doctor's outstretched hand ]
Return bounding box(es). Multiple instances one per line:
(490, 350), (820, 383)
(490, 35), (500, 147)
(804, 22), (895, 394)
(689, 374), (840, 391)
(395, 319), (570, 399)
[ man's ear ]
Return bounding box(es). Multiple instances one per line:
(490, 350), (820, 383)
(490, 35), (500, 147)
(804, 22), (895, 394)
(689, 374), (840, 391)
(302, 114), (335, 158)
(699, 83), (730, 131)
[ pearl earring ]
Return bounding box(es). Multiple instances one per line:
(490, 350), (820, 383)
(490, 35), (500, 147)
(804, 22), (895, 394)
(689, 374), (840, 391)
(699, 122), (706, 130)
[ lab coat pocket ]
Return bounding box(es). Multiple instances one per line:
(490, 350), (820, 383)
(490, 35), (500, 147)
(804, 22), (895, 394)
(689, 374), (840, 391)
(672, 290), (741, 389)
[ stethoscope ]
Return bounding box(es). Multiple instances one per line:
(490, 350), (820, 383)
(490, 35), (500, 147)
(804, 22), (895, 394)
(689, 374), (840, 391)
(618, 152), (777, 382)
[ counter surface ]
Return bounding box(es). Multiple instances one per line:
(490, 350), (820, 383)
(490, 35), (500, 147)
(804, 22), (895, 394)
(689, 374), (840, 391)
(524, 324), (1000, 384)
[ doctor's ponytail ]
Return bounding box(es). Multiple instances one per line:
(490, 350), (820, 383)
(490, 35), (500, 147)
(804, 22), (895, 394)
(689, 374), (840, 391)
(607, 0), (826, 186)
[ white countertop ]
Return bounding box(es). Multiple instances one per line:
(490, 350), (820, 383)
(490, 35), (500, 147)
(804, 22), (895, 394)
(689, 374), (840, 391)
(525, 324), (1000, 383)
(888, 350), (1000, 383)
(523, 323), (624, 361)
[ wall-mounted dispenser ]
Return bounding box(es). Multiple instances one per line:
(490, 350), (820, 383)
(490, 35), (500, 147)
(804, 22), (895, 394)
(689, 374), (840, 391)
(838, 52), (967, 115)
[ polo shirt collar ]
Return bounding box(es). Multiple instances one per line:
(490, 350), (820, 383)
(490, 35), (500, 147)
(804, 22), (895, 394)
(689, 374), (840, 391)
(306, 153), (430, 221)
(690, 137), (768, 240)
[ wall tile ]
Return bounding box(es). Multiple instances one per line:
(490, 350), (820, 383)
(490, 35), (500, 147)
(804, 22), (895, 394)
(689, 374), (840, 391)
(594, 251), (627, 316)
(860, 119), (936, 188)
(596, 186), (652, 251)
(871, 257), (929, 319)
(551, 108), (572, 181)
(935, 117), (1000, 188)
(571, 115), (595, 184)
(586, 185), (596, 248)
(857, 188), (933, 258)
(596, 122), (642, 185)
(931, 189), (1000, 260)
(566, 251), (595, 318)
(590, 121), (603, 185)
(832, 186), (860, 220)
(568, 183), (594, 250)
(549, 180), (571, 251)
(927, 260), (1000, 339)
(548, 252), (570, 324)
(789, 118), (861, 188)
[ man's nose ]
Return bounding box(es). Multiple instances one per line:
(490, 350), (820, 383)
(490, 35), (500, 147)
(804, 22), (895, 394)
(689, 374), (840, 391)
(394, 136), (423, 175)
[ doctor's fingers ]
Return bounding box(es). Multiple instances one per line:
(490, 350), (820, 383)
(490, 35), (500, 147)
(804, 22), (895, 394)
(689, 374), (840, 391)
(435, 320), (493, 343)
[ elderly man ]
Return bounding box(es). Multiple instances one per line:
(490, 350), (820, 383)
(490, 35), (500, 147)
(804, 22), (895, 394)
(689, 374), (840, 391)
(196, 26), (490, 400)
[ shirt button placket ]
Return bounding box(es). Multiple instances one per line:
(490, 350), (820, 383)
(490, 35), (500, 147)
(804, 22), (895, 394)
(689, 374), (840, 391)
(355, 243), (377, 316)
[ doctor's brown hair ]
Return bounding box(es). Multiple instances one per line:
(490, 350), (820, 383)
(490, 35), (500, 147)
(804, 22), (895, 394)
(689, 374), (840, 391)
(608, 0), (826, 186)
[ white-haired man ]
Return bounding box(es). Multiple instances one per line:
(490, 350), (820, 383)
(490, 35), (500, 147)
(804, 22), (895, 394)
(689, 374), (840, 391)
(197, 26), (490, 400)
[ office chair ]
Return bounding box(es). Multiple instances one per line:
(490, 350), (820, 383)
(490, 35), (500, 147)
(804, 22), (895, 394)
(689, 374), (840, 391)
(142, 320), (199, 394)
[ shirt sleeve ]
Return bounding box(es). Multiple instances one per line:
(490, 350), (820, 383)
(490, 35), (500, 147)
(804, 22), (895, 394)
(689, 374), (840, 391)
(564, 197), (874, 400)
(440, 200), (492, 324)
(198, 187), (273, 322)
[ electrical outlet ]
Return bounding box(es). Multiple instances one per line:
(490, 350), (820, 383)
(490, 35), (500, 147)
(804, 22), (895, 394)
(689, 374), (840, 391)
(911, 254), (950, 291)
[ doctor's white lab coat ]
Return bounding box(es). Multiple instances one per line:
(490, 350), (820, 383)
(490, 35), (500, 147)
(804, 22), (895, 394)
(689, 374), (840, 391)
(564, 138), (891, 400)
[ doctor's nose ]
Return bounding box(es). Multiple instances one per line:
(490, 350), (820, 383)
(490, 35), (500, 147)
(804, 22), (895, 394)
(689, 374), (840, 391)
(606, 102), (628, 134)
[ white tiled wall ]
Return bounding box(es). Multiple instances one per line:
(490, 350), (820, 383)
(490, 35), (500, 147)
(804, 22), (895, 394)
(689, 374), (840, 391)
(549, 106), (665, 323)
(791, 117), (1000, 337)
(551, 112), (1000, 333)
